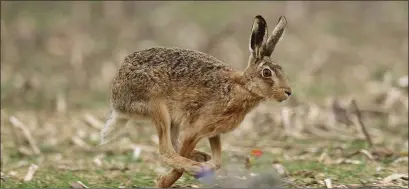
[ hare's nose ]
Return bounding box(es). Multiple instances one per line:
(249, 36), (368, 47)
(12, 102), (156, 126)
(284, 89), (292, 96)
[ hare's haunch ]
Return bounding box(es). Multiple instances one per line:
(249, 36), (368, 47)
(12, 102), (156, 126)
(100, 15), (291, 188)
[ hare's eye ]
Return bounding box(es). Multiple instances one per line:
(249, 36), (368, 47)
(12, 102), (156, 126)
(262, 68), (272, 78)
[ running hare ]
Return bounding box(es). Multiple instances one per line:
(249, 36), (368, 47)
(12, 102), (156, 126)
(101, 15), (291, 188)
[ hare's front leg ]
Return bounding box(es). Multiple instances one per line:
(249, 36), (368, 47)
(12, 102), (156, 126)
(188, 136), (222, 167)
(188, 135), (221, 169)
(208, 135), (222, 170)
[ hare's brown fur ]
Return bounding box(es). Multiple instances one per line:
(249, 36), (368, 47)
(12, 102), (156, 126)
(101, 15), (291, 188)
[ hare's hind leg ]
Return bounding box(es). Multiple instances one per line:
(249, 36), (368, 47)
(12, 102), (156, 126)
(156, 134), (203, 188)
(170, 121), (212, 162)
(156, 135), (221, 188)
(149, 101), (206, 173)
(100, 109), (130, 145)
(170, 121), (181, 152)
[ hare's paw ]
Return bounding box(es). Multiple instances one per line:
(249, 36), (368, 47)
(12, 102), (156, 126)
(190, 150), (212, 162)
(210, 160), (221, 170)
(155, 170), (184, 188)
(155, 174), (172, 188)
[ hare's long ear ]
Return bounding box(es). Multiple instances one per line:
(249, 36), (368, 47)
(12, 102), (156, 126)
(264, 16), (287, 57)
(249, 15), (268, 59)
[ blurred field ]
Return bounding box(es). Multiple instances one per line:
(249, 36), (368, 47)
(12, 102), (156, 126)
(1, 1), (408, 188)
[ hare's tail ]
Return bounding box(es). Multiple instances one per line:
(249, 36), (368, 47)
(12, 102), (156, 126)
(100, 109), (129, 145)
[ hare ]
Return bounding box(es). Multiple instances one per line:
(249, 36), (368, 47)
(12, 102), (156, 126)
(100, 15), (291, 188)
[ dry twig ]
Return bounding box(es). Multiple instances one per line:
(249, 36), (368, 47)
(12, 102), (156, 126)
(83, 113), (104, 130)
(351, 100), (373, 148)
(70, 181), (89, 188)
(9, 116), (40, 155)
(71, 136), (92, 150)
(23, 164), (38, 182)
(57, 165), (86, 172)
(381, 174), (408, 184)
(344, 149), (374, 160)
(324, 178), (333, 188)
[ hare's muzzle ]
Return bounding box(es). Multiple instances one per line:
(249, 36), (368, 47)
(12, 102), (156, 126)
(275, 87), (292, 102)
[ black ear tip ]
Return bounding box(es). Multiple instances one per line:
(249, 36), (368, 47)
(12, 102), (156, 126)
(255, 15), (266, 22)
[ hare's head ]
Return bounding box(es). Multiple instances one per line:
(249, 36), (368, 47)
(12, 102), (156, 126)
(244, 15), (291, 102)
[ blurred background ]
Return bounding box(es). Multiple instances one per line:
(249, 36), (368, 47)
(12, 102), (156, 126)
(1, 1), (408, 188)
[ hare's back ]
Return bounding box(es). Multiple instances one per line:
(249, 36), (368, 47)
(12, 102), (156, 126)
(113, 47), (233, 101)
(124, 47), (232, 84)
(126, 47), (228, 70)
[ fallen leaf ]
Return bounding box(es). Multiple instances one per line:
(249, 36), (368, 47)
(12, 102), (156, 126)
(251, 149), (263, 157)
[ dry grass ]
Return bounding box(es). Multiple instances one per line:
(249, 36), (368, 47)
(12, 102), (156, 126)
(1, 1), (408, 188)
